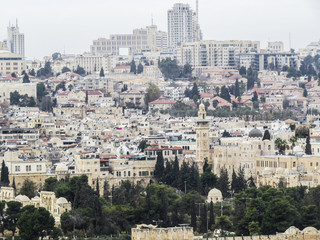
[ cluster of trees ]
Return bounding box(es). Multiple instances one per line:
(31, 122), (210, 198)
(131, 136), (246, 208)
(144, 83), (161, 107)
(158, 58), (193, 80)
(155, 154), (217, 196)
(232, 185), (320, 236)
(37, 62), (54, 78)
(0, 201), (58, 239)
(184, 83), (200, 103)
(10, 91), (36, 107)
(130, 60), (144, 74)
(286, 55), (320, 80)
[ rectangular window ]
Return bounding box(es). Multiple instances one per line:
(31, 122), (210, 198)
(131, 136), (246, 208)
(15, 166), (20, 172)
(36, 165), (42, 171)
(26, 165), (31, 172)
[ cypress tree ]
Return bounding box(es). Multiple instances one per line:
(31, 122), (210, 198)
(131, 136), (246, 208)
(160, 189), (168, 227)
(154, 151), (165, 182)
(130, 60), (136, 74)
(1, 160), (9, 187)
(248, 175), (256, 188)
(217, 168), (230, 198)
(172, 155), (179, 187)
(235, 79), (240, 98)
(231, 168), (238, 193)
(199, 204), (207, 233)
(137, 63), (144, 74)
(262, 130), (271, 140)
(99, 67), (105, 77)
(85, 90), (88, 104)
(96, 178), (100, 196)
(191, 200), (197, 231)
(305, 136), (312, 155)
(209, 201), (215, 230)
(23, 73), (30, 83)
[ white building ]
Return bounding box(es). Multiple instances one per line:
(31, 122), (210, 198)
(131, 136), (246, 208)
(167, 3), (199, 49)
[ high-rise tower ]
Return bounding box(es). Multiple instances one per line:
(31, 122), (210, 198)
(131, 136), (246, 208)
(195, 103), (210, 172)
(167, 2), (200, 50)
(7, 20), (25, 57)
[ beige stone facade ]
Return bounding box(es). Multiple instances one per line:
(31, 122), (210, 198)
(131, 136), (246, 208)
(131, 225), (193, 240)
(0, 51), (26, 76)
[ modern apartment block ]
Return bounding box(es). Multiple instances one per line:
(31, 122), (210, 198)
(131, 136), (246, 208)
(0, 51), (26, 76)
(6, 21), (25, 57)
(167, 3), (200, 49)
(90, 25), (167, 56)
(177, 40), (260, 70)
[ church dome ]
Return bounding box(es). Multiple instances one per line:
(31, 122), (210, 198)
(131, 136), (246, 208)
(207, 188), (223, 203)
(249, 128), (263, 138)
(15, 195), (30, 202)
(55, 163), (68, 172)
(56, 197), (68, 205)
(284, 226), (300, 235)
(302, 227), (318, 234)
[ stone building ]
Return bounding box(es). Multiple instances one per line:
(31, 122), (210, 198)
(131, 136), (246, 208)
(131, 224), (193, 240)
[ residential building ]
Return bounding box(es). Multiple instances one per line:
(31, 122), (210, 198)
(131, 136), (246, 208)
(0, 50), (26, 76)
(167, 3), (199, 49)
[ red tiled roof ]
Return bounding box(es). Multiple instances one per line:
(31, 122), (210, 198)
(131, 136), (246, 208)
(57, 91), (70, 96)
(200, 93), (213, 98)
(82, 90), (102, 95)
(149, 97), (176, 105)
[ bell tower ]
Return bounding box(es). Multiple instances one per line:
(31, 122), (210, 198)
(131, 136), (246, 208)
(195, 103), (210, 172)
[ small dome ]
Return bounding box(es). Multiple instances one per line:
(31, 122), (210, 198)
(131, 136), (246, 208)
(55, 164), (68, 172)
(284, 226), (300, 235)
(207, 188), (223, 203)
(249, 128), (263, 138)
(302, 227), (318, 234)
(15, 195), (30, 202)
(31, 196), (40, 202)
(56, 197), (68, 205)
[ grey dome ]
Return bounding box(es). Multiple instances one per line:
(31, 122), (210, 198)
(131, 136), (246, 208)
(249, 128), (262, 138)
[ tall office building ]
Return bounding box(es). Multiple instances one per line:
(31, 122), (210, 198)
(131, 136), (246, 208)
(167, 3), (201, 50)
(6, 20), (25, 57)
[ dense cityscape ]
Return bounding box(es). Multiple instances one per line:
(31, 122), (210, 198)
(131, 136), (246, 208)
(0, 1), (320, 240)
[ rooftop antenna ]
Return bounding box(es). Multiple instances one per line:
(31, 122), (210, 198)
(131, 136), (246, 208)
(151, 14), (154, 26)
(16, 18), (18, 27)
(196, 0), (199, 41)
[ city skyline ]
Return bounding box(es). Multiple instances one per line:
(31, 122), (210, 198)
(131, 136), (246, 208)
(0, 0), (319, 59)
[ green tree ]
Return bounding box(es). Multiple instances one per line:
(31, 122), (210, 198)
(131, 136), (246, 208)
(301, 205), (318, 228)
(43, 177), (58, 191)
(130, 60), (136, 74)
(191, 200), (197, 231)
(239, 66), (246, 76)
(138, 140), (149, 152)
(29, 68), (36, 76)
(18, 205), (55, 240)
(144, 83), (161, 107)
(261, 198), (298, 234)
(19, 179), (37, 199)
(158, 58), (181, 80)
(303, 88), (308, 97)
(154, 151), (165, 182)
(137, 63), (144, 74)
(262, 130), (271, 140)
(10, 91), (20, 105)
(235, 79), (240, 98)
(5, 201), (22, 237)
(208, 201), (215, 230)
(23, 73), (30, 83)
(37, 82), (47, 101)
(55, 81), (66, 92)
(100, 67), (105, 77)
(305, 136), (312, 155)
(0, 201), (5, 236)
(217, 168), (230, 198)
(199, 204), (207, 233)
(182, 63), (193, 79)
(62, 66), (71, 73)
(275, 138), (288, 155)
(1, 160), (9, 186)
(220, 86), (231, 102)
(216, 215), (233, 234)
(74, 65), (86, 76)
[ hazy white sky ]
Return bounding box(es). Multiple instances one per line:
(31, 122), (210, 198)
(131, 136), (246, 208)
(1, 0), (319, 59)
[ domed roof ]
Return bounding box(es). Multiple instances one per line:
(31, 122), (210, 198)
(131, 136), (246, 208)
(15, 195), (30, 202)
(302, 227), (318, 234)
(249, 128), (263, 138)
(55, 163), (68, 172)
(31, 196), (40, 202)
(208, 188), (223, 198)
(284, 226), (300, 235)
(56, 197), (68, 205)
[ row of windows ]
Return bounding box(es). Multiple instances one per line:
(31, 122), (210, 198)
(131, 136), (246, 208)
(15, 165), (42, 172)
